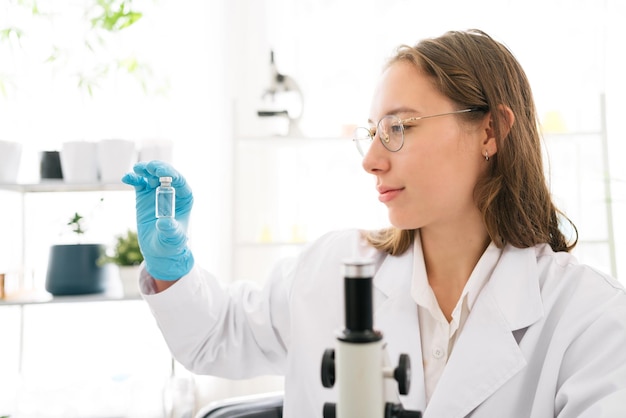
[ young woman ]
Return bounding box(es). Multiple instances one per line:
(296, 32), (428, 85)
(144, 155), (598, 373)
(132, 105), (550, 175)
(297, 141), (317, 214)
(123, 29), (626, 417)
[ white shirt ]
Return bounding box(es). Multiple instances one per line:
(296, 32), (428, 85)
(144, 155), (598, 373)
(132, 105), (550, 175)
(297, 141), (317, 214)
(411, 231), (502, 403)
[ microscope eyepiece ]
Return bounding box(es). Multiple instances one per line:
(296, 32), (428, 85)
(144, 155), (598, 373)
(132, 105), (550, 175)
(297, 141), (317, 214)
(343, 259), (375, 278)
(339, 259), (382, 343)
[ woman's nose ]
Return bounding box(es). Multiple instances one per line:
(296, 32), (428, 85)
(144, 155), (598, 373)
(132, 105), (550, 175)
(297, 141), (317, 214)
(361, 138), (389, 174)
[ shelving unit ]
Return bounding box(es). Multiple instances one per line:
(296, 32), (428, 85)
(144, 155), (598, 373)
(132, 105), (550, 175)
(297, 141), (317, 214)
(0, 292), (142, 376)
(0, 295), (172, 418)
(231, 134), (388, 283)
(0, 180), (133, 291)
(542, 94), (616, 277)
(232, 96), (616, 283)
(0, 180), (138, 374)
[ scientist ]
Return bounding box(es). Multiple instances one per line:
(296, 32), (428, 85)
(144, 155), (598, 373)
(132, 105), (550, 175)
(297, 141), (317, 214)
(123, 29), (626, 417)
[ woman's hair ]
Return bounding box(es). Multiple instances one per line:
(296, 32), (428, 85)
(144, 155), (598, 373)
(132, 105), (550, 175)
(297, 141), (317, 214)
(366, 29), (577, 255)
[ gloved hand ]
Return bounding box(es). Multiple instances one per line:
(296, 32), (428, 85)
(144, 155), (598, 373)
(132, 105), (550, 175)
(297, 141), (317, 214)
(121, 160), (194, 281)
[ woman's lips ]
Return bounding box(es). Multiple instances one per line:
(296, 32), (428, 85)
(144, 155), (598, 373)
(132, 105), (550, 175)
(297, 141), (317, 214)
(377, 186), (403, 203)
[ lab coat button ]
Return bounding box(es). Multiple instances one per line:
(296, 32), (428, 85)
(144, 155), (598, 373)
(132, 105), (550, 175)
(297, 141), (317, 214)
(432, 347), (445, 359)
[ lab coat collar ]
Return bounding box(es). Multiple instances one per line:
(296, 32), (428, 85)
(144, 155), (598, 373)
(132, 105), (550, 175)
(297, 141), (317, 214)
(371, 237), (544, 325)
(372, 245), (413, 298)
(426, 244), (544, 417)
(488, 244), (545, 330)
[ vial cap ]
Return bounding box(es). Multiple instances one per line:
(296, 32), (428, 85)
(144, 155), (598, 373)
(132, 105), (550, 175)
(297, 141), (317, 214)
(159, 176), (173, 184)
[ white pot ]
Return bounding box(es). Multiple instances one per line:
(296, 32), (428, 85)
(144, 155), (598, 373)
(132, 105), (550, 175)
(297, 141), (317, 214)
(97, 139), (137, 183)
(118, 265), (141, 297)
(0, 140), (23, 183)
(60, 141), (99, 183)
(138, 139), (173, 163)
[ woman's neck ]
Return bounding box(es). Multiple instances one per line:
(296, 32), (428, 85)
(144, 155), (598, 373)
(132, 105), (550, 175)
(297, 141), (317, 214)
(419, 216), (491, 320)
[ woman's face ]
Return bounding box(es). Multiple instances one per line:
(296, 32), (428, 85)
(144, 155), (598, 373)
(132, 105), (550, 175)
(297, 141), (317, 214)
(362, 60), (489, 231)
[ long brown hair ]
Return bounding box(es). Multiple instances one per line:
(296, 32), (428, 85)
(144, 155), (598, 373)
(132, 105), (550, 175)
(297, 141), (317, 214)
(366, 29), (577, 255)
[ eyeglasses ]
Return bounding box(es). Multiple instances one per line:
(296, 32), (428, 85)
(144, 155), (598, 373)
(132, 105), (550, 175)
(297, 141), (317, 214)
(353, 108), (479, 157)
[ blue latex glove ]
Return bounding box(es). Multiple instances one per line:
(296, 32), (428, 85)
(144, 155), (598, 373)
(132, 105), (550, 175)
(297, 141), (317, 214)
(121, 160), (194, 281)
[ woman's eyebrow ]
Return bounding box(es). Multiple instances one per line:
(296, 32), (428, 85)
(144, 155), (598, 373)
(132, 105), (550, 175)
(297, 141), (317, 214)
(367, 107), (422, 124)
(391, 106), (421, 116)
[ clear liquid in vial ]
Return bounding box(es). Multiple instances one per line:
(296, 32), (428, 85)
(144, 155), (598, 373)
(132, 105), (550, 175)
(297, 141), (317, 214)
(156, 176), (175, 218)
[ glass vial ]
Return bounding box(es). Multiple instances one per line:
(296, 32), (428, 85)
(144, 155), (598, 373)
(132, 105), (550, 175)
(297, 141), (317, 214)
(156, 176), (175, 218)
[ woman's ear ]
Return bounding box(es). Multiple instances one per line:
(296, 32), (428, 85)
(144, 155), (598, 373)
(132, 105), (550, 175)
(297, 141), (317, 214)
(497, 104), (515, 137)
(483, 104), (515, 156)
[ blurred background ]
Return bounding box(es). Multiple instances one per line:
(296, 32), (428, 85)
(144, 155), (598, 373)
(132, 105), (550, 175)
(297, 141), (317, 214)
(0, 0), (624, 416)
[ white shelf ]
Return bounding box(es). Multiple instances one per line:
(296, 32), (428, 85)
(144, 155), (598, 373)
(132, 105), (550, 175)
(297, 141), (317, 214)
(0, 292), (141, 307)
(0, 181), (130, 193)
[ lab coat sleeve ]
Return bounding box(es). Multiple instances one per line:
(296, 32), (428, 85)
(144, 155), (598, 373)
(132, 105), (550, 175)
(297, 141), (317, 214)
(139, 257), (295, 379)
(555, 292), (626, 417)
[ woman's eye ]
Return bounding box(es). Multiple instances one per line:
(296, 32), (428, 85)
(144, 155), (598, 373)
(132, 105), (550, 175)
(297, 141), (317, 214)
(390, 124), (403, 134)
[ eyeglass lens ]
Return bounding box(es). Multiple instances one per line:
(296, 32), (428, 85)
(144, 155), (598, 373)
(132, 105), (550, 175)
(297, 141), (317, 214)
(353, 126), (374, 156)
(379, 116), (404, 151)
(353, 115), (404, 156)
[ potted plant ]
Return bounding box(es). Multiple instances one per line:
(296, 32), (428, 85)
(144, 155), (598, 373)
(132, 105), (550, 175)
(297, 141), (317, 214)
(45, 211), (110, 296)
(98, 229), (143, 296)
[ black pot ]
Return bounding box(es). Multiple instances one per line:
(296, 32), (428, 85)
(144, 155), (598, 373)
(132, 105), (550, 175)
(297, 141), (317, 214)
(45, 244), (108, 296)
(40, 151), (63, 179)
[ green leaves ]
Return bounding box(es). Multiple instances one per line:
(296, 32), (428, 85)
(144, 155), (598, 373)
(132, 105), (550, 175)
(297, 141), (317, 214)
(99, 229), (144, 266)
(0, 0), (164, 98)
(0, 26), (24, 46)
(67, 212), (86, 235)
(91, 0), (143, 32)
(65, 198), (104, 236)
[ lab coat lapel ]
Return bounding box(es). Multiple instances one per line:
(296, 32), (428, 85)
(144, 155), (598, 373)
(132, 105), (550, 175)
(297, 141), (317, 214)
(373, 249), (426, 411)
(425, 245), (544, 418)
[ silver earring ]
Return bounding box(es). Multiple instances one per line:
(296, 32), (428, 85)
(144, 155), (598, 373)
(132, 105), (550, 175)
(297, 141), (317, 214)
(484, 150), (489, 162)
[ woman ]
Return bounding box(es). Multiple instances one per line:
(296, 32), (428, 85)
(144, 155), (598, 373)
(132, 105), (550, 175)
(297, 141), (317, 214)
(123, 29), (626, 417)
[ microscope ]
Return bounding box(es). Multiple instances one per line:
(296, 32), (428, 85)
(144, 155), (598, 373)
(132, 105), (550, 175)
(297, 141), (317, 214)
(321, 259), (422, 418)
(257, 50), (304, 137)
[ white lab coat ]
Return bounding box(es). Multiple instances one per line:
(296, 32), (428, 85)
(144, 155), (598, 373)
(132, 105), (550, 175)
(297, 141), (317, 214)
(142, 229), (626, 417)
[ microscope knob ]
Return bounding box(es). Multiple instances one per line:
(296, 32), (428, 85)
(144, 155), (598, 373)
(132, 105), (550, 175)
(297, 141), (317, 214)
(321, 348), (336, 388)
(394, 354), (411, 395)
(384, 403), (422, 418)
(398, 411), (422, 418)
(322, 402), (337, 418)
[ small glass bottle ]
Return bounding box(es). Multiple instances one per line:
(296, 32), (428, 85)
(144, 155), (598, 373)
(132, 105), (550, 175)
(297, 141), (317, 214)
(156, 176), (175, 218)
